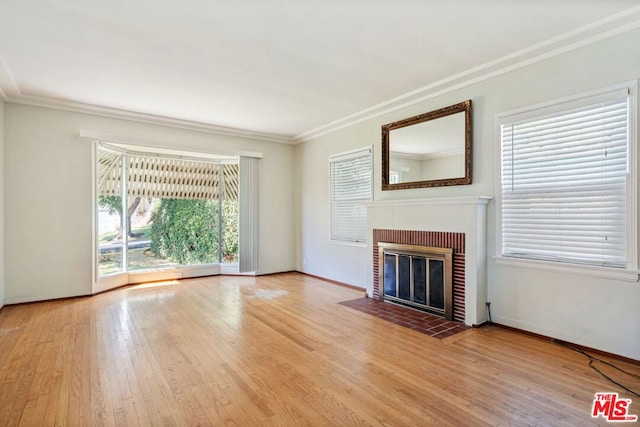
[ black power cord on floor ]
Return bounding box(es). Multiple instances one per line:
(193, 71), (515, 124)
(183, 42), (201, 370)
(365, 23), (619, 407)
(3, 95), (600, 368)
(553, 339), (640, 398)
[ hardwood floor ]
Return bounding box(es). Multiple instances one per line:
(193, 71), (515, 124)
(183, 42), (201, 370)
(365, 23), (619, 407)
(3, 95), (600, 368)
(0, 272), (638, 426)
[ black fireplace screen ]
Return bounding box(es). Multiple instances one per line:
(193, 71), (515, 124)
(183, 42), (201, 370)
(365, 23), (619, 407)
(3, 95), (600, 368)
(383, 251), (448, 316)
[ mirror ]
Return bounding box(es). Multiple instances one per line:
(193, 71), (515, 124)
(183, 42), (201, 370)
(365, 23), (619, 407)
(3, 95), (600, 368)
(382, 100), (472, 190)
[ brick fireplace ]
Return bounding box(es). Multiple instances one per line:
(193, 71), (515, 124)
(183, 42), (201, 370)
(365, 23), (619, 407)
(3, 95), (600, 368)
(366, 196), (490, 326)
(373, 230), (466, 322)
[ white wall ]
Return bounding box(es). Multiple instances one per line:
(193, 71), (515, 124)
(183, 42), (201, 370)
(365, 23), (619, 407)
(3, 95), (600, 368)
(421, 153), (464, 181)
(295, 28), (640, 359)
(295, 123), (377, 287)
(389, 156), (422, 182)
(4, 104), (295, 304)
(0, 99), (4, 309)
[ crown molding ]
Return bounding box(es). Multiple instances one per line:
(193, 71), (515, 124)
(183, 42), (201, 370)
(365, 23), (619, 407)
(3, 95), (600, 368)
(294, 5), (640, 143)
(0, 50), (296, 145)
(80, 129), (264, 159)
(0, 54), (20, 101)
(2, 6), (639, 145)
(3, 93), (296, 145)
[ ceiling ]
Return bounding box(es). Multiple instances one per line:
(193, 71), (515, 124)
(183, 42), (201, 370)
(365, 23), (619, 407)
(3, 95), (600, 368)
(1, 1), (639, 143)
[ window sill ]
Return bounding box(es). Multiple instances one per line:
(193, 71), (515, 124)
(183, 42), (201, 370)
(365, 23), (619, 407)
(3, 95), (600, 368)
(330, 239), (367, 248)
(494, 256), (639, 282)
(94, 263), (242, 294)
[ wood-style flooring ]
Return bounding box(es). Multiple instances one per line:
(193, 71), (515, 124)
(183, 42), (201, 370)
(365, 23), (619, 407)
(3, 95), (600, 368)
(0, 272), (638, 426)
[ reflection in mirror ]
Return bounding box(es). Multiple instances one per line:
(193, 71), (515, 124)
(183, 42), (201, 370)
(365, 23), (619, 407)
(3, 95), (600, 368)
(382, 100), (472, 190)
(389, 112), (465, 182)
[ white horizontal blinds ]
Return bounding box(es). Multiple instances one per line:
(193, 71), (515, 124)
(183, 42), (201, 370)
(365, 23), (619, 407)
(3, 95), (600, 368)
(501, 88), (629, 267)
(330, 147), (373, 242)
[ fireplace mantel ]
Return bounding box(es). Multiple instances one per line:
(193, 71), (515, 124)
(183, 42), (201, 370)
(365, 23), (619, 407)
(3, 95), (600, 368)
(366, 196), (492, 326)
(365, 196), (491, 208)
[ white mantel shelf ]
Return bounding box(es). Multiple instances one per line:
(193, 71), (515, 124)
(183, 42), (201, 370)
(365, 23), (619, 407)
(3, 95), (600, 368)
(366, 196), (492, 207)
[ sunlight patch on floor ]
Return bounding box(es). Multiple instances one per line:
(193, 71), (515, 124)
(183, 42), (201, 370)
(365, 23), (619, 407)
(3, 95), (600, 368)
(127, 280), (181, 290)
(247, 288), (288, 300)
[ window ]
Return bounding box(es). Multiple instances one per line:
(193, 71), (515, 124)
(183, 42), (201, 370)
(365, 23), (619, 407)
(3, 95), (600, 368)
(329, 147), (373, 243)
(96, 143), (240, 277)
(497, 83), (637, 277)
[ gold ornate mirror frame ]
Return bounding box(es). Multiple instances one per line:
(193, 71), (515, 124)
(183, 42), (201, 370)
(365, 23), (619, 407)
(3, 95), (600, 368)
(382, 100), (472, 190)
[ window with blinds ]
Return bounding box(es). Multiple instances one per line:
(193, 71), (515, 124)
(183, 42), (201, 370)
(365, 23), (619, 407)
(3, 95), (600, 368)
(498, 85), (636, 270)
(329, 147), (373, 243)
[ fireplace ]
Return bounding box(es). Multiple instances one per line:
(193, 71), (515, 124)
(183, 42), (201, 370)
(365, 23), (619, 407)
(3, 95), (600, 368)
(379, 242), (453, 320)
(367, 197), (491, 326)
(372, 229), (466, 322)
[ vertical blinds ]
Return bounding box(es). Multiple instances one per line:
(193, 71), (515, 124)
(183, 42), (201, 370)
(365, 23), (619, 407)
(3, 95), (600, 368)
(500, 88), (629, 267)
(238, 156), (259, 273)
(329, 147), (372, 243)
